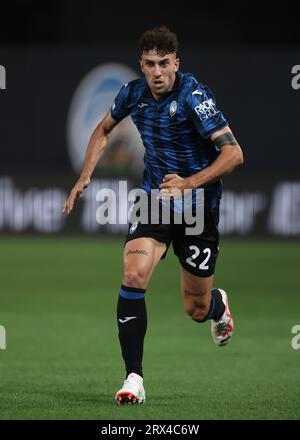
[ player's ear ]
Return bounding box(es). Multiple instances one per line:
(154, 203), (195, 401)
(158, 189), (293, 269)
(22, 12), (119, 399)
(174, 57), (180, 72)
(139, 59), (144, 73)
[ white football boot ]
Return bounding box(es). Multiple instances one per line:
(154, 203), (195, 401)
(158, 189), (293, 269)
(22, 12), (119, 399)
(211, 289), (234, 346)
(115, 373), (146, 405)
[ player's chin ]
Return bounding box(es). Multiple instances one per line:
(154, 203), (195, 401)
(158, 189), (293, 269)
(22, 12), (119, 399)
(153, 86), (166, 97)
(152, 82), (164, 91)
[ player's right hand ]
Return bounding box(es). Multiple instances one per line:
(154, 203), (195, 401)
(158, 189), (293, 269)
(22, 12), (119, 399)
(62, 177), (90, 214)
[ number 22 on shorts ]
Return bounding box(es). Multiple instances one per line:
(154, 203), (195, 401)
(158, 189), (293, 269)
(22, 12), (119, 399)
(186, 245), (211, 270)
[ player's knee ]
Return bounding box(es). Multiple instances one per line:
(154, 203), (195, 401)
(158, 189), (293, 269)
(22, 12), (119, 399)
(123, 268), (148, 289)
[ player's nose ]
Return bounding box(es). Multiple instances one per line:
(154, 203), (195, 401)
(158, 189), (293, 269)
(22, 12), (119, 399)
(153, 64), (161, 76)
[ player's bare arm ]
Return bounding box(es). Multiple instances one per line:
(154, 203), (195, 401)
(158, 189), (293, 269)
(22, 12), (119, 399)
(62, 112), (118, 214)
(160, 126), (244, 192)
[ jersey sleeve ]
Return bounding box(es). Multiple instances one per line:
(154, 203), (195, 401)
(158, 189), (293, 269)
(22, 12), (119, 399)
(110, 83), (131, 122)
(186, 85), (228, 139)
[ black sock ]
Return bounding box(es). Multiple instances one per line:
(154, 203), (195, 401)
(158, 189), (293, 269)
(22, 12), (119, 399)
(210, 288), (225, 320)
(117, 285), (147, 378)
(194, 288), (225, 322)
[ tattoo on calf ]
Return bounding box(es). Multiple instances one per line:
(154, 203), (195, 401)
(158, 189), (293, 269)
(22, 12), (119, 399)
(126, 249), (149, 256)
(184, 289), (207, 297)
(213, 132), (238, 148)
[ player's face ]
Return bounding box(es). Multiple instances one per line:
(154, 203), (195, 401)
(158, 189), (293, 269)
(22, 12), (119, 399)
(140, 50), (180, 99)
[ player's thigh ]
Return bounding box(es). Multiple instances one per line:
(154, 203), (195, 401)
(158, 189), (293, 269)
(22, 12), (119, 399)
(173, 217), (218, 308)
(177, 241), (217, 310)
(173, 207), (220, 280)
(122, 237), (167, 287)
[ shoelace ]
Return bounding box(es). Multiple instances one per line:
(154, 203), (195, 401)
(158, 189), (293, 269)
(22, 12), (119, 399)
(216, 320), (227, 335)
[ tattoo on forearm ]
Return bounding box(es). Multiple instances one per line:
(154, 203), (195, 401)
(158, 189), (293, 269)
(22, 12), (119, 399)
(126, 249), (149, 256)
(213, 132), (238, 148)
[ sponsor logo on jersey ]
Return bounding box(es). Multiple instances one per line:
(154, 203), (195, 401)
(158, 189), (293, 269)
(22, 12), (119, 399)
(194, 98), (219, 121)
(138, 102), (148, 109)
(170, 100), (177, 116)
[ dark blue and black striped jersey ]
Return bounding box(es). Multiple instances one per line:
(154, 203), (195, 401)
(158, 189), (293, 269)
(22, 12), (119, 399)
(111, 71), (228, 208)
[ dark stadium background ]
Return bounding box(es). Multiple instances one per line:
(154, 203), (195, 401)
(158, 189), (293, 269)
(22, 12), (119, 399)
(1, 0), (299, 236)
(0, 0), (299, 421)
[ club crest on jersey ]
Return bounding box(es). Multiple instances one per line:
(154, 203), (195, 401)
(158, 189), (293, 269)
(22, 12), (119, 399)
(169, 100), (177, 116)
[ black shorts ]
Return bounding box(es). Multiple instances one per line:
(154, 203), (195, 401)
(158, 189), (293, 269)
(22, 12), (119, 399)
(125, 198), (220, 278)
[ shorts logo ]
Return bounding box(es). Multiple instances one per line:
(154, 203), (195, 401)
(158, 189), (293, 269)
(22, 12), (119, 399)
(169, 100), (177, 116)
(194, 99), (218, 121)
(129, 221), (138, 234)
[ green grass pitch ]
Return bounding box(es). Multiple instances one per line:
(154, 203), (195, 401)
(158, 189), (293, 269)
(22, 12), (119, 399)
(0, 236), (300, 420)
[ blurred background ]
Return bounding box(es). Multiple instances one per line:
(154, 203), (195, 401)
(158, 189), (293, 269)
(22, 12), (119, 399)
(0, 0), (300, 420)
(0, 0), (299, 236)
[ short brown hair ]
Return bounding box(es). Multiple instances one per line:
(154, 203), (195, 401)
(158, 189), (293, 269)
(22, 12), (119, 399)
(139, 26), (179, 56)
